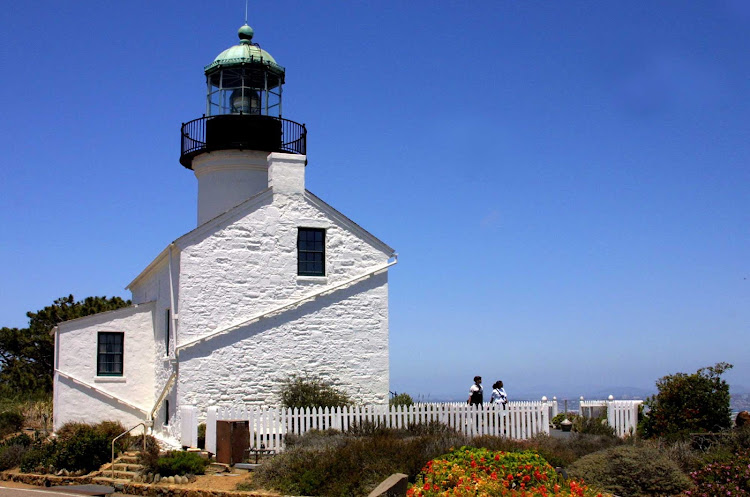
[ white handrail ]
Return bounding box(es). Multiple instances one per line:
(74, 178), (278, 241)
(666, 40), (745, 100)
(176, 259), (397, 353)
(111, 422), (147, 480)
(150, 372), (177, 420)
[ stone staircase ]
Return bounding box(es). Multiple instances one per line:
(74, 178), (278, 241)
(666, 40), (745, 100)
(98, 451), (143, 482)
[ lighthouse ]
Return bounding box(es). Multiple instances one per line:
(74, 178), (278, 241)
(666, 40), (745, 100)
(179, 24), (307, 225)
(53, 21), (395, 443)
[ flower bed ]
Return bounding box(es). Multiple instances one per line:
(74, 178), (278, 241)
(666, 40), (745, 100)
(408, 447), (608, 497)
(684, 449), (750, 497)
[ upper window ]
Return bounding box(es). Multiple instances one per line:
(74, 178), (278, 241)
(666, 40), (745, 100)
(165, 309), (171, 354)
(297, 228), (325, 276)
(97, 332), (123, 376)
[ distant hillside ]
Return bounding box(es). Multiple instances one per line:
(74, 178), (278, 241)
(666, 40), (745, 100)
(732, 393), (750, 412)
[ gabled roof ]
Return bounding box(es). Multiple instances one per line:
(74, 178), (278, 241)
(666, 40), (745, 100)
(56, 301), (156, 331)
(126, 188), (394, 290)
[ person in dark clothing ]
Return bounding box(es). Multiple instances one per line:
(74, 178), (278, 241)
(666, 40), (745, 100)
(468, 375), (483, 405)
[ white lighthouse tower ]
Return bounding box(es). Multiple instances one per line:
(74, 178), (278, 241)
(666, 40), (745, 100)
(180, 24), (307, 225)
(53, 21), (395, 444)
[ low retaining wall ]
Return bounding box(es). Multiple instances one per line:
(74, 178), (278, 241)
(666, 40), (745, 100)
(0, 472), (268, 497)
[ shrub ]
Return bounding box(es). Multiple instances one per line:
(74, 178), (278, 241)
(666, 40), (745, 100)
(197, 423), (206, 450)
(250, 424), (468, 496)
(137, 435), (162, 474)
(279, 374), (354, 409)
(409, 447), (606, 496)
(645, 438), (703, 473)
(551, 412), (578, 429)
(471, 432), (624, 469)
(0, 410), (24, 437)
(390, 393), (414, 407)
(53, 426), (112, 474)
(154, 450), (207, 476)
(20, 439), (57, 473)
(19, 421), (128, 474)
(573, 415), (616, 437)
(686, 449), (750, 497)
(568, 444), (692, 497)
(0, 444), (28, 470)
(2, 433), (32, 448)
(641, 362), (733, 440)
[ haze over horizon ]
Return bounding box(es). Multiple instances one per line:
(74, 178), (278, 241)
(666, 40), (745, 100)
(1, 2), (748, 400)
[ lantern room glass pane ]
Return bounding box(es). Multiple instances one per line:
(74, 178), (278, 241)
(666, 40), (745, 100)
(206, 67), (283, 117)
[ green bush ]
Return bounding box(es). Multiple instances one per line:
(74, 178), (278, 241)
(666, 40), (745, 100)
(279, 374), (354, 409)
(0, 444), (29, 470)
(568, 444), (692, 497)
(0, 410), (25, 436)
(389, 393), (414, 407)
(2, 433), (32, 448)
(551, 412), (578, 429)
(471, 432), (623, 469)
(19, 421), (128, 474)
(197, 423), (206, 450)
(20, 439), (58, 473)
(137, 435), (161, 474)
(154, 451), (207, 476)
(249, 424), (468, 496)
(573, 415), (616, 437)
(641, 362), (733, 440)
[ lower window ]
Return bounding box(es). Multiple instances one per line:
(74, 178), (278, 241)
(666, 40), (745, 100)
(97, 332), (123, 376)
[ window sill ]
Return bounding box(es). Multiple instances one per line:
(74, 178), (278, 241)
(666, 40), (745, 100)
(95, 376), (126, 383)
(297, 275), (328, 284)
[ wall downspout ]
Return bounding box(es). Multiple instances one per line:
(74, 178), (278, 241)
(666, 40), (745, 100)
(148, 244), (179, 431)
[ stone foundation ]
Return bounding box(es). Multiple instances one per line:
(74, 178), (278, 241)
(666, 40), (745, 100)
(0, 472), (271, 497)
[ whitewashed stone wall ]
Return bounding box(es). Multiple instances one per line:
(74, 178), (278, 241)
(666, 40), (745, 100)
(53, 303), (156, 431)
(193, 150), (271, 226)
(177, 194), (390, 342)
(178, 271), (389, 413)
(129, 251), (180, 437)
(175, 178), (392, 417)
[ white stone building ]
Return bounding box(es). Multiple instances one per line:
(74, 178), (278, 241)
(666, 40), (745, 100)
(52, 24), (395, 444)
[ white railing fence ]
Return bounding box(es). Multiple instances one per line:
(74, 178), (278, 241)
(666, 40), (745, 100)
(190, 401), (551, 453)
(180, 397), (640, 453)
(579, 396), (642, 437)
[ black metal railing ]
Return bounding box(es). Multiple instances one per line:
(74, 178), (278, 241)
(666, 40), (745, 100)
(180, 115), (306, 168)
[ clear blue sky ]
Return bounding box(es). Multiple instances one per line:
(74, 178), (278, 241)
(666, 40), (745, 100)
(1, 1), (748, 401)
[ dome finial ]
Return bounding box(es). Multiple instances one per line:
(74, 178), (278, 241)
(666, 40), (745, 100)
(238, 23), (254, 43)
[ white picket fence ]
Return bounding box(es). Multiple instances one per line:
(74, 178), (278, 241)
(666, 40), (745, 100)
(579, 398), (642, 437)
(180, 397), (641, 453)
(188, 401), (551, 453)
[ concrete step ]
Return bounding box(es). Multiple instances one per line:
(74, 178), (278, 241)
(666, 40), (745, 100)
(112, 463), (142, 472)
(111, 470), (139, 480)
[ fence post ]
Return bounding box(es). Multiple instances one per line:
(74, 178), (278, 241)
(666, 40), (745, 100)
(606, 395), (615, 435)
(180, 405), (198, 448)
(206, 406), (218, 454)
(541, 397), (550, 434)
(552, 397), (558, 418)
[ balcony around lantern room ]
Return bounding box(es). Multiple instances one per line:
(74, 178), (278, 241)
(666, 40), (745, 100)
(179, 114), (306, 169)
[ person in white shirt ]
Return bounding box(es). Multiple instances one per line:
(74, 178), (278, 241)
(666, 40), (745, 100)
(468, 376), (483, 405)
(490, 380), (508, 406)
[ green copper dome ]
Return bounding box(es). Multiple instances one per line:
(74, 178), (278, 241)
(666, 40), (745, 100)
(204, 24), (285, 76)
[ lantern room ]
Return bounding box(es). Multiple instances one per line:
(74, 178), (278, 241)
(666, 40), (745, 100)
(180, 24), (306, 169)
(204, 24), (284, 117)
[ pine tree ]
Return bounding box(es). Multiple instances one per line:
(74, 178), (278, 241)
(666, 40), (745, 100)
(0, 295), (131, 396)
